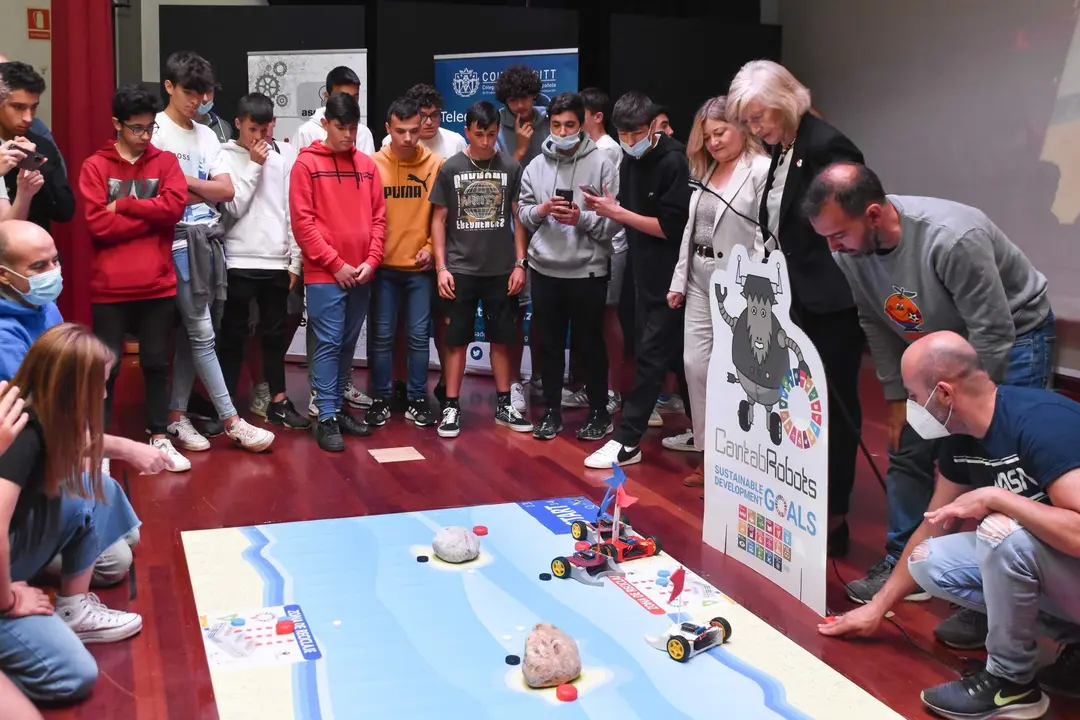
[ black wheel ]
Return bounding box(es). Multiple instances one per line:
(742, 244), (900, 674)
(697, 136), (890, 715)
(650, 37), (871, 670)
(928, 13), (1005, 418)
(769, 411), (782, 446)
(649, 535), (663, 555)
(666, 635), (691, 662)
(570, 521), (589, 541)
(598, 543), (618, 558)
(710, 616), (733, 643)
(738, 400), (752, 431)
(550, 557), (571, 579)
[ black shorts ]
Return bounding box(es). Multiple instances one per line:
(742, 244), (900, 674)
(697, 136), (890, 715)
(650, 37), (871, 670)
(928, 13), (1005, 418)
(442, 273), (517, 347)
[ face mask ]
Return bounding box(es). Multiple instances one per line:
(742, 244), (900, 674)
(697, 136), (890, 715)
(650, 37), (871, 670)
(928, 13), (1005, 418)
(197, 99), (214, 115)
(2, 265), (63, 306)
(548, 132), (581, 151)
(621, 133), (655, 159)
(906, 387), (952, 440)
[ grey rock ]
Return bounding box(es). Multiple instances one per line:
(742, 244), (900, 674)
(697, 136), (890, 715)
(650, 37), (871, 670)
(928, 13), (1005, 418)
(432, 526), (480, 563)
(522, 623), (581, 688)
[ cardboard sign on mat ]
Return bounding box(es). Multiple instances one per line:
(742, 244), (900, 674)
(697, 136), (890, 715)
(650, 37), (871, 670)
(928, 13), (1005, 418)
(702, 245), (829, 616)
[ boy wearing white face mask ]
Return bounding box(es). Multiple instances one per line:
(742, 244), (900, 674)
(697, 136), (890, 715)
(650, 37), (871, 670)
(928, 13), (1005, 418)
(803, 162), (1054, 644)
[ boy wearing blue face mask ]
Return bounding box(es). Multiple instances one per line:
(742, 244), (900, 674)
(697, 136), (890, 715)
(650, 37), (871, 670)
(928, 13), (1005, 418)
(195, 86), (233, 144)
(580, 91), (690, 470)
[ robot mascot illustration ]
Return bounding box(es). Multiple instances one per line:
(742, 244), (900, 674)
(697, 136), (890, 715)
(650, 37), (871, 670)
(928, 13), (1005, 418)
(715, 256), (811, 446)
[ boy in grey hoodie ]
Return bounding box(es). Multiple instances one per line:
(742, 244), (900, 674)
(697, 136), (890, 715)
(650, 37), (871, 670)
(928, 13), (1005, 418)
(518, 92), (620, 443)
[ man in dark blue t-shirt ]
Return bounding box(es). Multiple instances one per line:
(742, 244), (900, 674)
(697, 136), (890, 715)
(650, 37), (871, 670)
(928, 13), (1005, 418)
(819, 331), (1080, 720)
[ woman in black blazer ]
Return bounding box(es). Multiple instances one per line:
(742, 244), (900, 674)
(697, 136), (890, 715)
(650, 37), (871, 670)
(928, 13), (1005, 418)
(727, 60), (866, 557)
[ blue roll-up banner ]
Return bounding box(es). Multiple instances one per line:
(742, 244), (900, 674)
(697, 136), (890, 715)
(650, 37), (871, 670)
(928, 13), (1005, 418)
(434, 49), (579, 376)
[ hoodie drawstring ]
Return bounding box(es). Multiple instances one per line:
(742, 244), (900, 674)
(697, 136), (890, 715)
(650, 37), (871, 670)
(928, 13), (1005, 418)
(329, 152), (360, 189)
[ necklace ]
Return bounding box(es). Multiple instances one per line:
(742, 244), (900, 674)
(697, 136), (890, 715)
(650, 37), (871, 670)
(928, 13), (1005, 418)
(777, 139), (795, 167)
(465, 148), (496, 172)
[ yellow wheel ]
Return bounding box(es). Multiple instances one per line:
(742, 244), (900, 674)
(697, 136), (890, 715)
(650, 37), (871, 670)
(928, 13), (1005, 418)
(570, 521), (588, 541)
(551, 557), (570, 579)
(667, 635), (691, 662)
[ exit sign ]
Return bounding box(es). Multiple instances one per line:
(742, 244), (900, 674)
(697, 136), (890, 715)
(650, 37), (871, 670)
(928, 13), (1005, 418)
(27, 8), (51, 40)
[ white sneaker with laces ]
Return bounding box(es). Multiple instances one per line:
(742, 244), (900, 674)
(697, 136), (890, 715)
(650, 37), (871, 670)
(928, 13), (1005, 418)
(344, 381), (374, 409)
(584, 439), (642, 469)
(250, 382), (271, 418)
(225, 418), (275, 452)
(561, 387), (589, 408)
(151, 437), (191, 472)
(308, 389), (319, 417)
(510, 382), (527, 413)
(55, 592), (143, 644)
(662, 430), (699, 453)
(648, 409), (664, 427)
(168, 416), (211, 451)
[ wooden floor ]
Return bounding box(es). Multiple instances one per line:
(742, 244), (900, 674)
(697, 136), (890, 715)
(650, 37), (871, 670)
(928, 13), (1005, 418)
(40, 359), (1080, 720)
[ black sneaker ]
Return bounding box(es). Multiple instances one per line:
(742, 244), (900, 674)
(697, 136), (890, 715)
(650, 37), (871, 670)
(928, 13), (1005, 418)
(365, 399), (391, 427)
(934, 607), (989, 650)
(316, 417), (344, 452)
(533, 410), (563, 441)
(438, 405), (461, 438)
(921, 668), (1048, 720)
(405, 397), (437, 427)
(845, 558), (931, 604)
(1038, 643), (1080, 698)
(268, 398), (311, 430)
(337, 409), (372, 436)
(576, 409), (613, 442)
(392, 380), (408, 412)
(495, 403), (533, 433)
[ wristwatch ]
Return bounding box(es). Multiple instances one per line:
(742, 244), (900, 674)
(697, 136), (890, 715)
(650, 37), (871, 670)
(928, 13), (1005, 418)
(514, 259), (526, 269)
(436, 265), (448, 273)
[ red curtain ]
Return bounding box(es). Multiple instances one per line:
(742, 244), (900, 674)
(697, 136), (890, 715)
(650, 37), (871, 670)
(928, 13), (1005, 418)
(50, 0), (115, 324)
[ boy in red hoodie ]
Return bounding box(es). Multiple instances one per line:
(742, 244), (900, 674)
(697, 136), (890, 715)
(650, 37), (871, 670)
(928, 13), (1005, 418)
(290, 92), (386, 452)
(80, 84), (191, 471)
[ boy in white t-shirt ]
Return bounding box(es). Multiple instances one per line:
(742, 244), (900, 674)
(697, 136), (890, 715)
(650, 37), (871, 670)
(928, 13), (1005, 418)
(295, 66), (375, 154)
(152, 51), (274, 454)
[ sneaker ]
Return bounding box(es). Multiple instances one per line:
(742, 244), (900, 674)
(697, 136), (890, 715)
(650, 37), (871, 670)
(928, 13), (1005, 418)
(249, 382), (271, 418)
(406, 398), (437, 427)
(496, 403), (533, 432)
(920, 668), (1048, 720)
(168, 416), (210, 452)
(562, 387), (589, 408)
(606, 390), (621, 416)
(56, 592), (143, 644)
(225, 418), (275, 452)
(934, 607), (989, 650)
(1038, 643), (1080, 698)
(585, 439), (641, 469)
(344, 381), (373, 409)
(438, 405), (461, 438)
(151, 437), (191, 472)
(392, 380), (408, 412)
(337, 409), (372, 436)
(577, 409), (613, 441)
(308, 389), (319, 418)
(268, 398), (311, 430)
(533, 410), (563, 440)
(316, 416), (344, 452)
(845, 558), (932, 604)
(366, 398), (391, 427)
(648, 409), (664, 427)
(662, 430), (699, 452)
(656, 394), (685, 413)
(510, 382), (527, 413)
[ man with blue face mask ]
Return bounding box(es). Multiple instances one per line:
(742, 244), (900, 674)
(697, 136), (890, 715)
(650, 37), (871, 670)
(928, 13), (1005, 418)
(580, 91), (690, 469)
(821, 330), (1080, 720)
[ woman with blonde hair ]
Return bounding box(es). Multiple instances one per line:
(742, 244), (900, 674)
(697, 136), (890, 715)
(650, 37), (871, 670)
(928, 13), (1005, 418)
(667, 96), (771, 487)
(0, 324), (144, 706)
(727, 60), (866, 556)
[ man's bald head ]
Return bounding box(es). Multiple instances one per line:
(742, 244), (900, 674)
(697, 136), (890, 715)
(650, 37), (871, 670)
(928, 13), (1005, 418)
(902, 331), (986, 399)
(0, 220), (60, 300)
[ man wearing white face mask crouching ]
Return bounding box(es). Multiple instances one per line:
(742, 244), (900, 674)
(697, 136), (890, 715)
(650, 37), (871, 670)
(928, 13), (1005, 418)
(819, 330), (1080, 720)
(801, 161), (1056, 646)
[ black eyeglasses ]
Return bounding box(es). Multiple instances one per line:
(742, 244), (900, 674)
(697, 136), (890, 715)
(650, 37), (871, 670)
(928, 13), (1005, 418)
(419, 111), (439, 122)
(123, 122), (158, 137)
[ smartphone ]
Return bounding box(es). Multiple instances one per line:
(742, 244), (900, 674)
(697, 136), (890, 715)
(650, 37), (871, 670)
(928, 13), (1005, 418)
(17, 151), (47, 171)
(580, 184), (601, 197)
(554, 189), (574, 204)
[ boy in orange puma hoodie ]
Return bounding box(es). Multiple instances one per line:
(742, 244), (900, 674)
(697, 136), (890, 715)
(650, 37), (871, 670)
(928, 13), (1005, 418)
(366, 97), (443, 429)
(290, 92), (385, 452)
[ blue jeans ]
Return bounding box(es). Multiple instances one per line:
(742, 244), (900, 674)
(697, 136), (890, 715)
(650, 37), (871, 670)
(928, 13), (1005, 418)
(371, 269), (432, 401)
(307, 282), (371, 421)
(885, 312), (1057, 561)
(169, 248), (237, 419)
(1, 475), (140, 703)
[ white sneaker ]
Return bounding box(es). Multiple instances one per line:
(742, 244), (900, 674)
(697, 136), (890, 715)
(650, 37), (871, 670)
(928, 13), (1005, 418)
(55, 592), (143, 644)
(648, 409), (664, 427)
(561, 387), (589, 408)
(151, 437), (191, 472)
(225, 418), (275, 452)
(250, 382), (271, 418)
(344, 381), (373, 409)
(606, 390), (622, 416)
(510, 382), (527, 413)
(168, 416), (211, 451)
(308, 389), (319, 417)
(656, 394), (685, 413)
(584, 439), (642, 469)
(662, 430), (699, 453)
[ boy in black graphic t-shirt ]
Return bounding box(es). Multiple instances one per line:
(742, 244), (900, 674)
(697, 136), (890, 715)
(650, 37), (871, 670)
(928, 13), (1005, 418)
(430, 101), (532, 438)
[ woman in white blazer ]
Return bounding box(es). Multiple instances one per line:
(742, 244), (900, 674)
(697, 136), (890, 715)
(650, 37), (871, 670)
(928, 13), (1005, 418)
(667, 96), (770, 487)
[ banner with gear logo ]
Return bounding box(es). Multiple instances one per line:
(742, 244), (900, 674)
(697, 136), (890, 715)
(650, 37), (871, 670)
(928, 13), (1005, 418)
(433, 48), (578, 136)
(702, 244), (830, 616)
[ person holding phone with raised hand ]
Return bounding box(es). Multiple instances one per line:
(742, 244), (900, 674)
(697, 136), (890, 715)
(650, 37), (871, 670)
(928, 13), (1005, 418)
(0, 73), (44, 224)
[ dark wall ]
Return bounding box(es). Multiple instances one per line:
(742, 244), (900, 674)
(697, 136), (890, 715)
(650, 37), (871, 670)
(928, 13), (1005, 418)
(158, 5), (367, 130)
(373, 0), (578, 141)
(609, 14), (781, 140)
